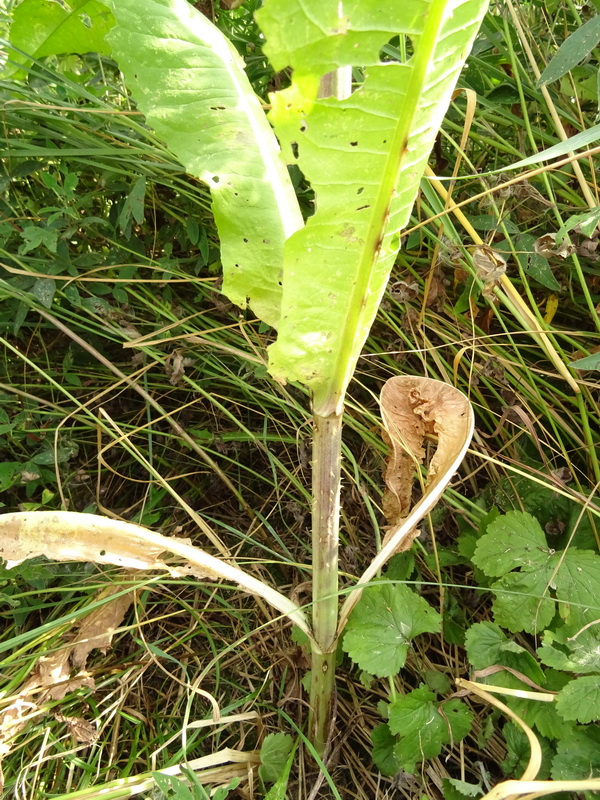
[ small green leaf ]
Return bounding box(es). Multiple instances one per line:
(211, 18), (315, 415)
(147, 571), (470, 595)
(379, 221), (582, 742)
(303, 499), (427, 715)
(569, 352), (600, 371)
(538, 15), (600, 87)
(464, 621), (544, 682)
(551, 727), (600, 779)
(555, 676), (600, 723)
(490, 568), (556, 634)
(32, 278), (56, 309)
(258, 733), (293, 785)
(555, 549), (600, 627)
(19, 225), (59, 255)
(152, 772), (196, 800)
(442, 778), (484, 800)
(371, 723), (401, 777)
(342, 583), (440, 678)
(538, 626), (600, 674)
(473, 511), (552, 578)
(515, 234), (561, 291)
(556, 206), (600, 243)
(389, 687), (473, 774)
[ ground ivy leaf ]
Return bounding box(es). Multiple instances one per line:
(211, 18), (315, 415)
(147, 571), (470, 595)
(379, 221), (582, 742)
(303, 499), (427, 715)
(555, 676), (600, 723)
(551, 727), (600, 779)
(472, 511), (552, 577)
(342, 584), (440, 678)
(371, 723), (401, 777)
(491, 569), (556, 634)
(258, 733), (294, 784)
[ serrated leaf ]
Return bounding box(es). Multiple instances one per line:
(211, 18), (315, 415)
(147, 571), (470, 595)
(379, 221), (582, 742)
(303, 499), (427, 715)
(389, 688), (473, 773)
(342, 583), (440, 678)
(472, 511), (552, 578)
(258, 733), (293, 784)
(104, 0), (302, 328)
(538, 15), (600, 87)
(7, 0), (114, 75)
(464, 621), (543, 682)
(551, 727), (600, 779)
(555, 676), (600, 723)
(371, 723), (401, 777)
(538, 626), (600, 674)
(257, 0), (490, 414)
(442, 778), (484, 800)
(491, 568), (556, 634)
(555, 549), (600, 626)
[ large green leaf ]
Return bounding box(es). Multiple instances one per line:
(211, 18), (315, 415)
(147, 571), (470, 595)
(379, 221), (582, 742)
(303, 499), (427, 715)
(103, 0), (303, 327)
(256, 0), (489, 414)
(7, 0), (114, 73)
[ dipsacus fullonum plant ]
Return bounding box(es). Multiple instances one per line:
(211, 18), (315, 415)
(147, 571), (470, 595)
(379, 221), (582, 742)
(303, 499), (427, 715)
(1, 0), (488, 761)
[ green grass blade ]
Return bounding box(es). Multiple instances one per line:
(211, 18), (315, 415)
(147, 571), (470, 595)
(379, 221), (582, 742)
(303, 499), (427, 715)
(258, 0), (489, 414)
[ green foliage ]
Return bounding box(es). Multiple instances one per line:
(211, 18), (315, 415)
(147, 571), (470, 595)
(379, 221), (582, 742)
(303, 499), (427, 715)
(102, 0), (302, 329)
(537, 13), (600, 87)
(258, 0), (490, 414)
(258, 733), (294, 785)
(371, 691), (473, 779)
(7, 0), (114, 74)
(342, 582), (440, 678)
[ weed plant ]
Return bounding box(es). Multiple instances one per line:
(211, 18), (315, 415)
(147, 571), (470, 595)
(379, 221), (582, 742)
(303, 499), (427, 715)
(1, 1), (600, 798)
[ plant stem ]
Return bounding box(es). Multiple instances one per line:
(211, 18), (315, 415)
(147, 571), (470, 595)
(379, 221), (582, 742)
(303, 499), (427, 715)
(309, 412), (342, 754)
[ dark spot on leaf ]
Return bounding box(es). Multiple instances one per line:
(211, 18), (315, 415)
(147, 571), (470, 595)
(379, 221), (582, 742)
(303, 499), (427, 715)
(99, 549), (106, 556)
(291, 142), (299, 158)
(350, 141), (358, 147)
(356, 205), (370, 211)
(357, 187), (364, 195)
(243, 237), (248, 243)
(263, 238), (271, 244)
(212, 175), (220, 184)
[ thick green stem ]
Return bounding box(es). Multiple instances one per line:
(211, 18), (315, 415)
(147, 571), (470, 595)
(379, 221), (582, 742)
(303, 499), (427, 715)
(309, 412), (342, 754)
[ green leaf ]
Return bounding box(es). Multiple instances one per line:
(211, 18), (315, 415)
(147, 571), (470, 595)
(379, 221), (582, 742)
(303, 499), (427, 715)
(464, 621), (544, 682)
(472, 511), (552, 578)
(555, 549), (600, 627)
(19, 225), (59, 255)
(371, 723), (401, 777)
(538, 15), (600, 87)
(538, 626), (600, 674)
(258, 733), (294, 785)
(152, 772), (196, 800)
(490, 568), (556, 634)
(342, 583), (440, 678)
(7, 0), (115, 74)
(389, 687), (473, 773)
(257, 0), (490, 414)
(551, 727), (600, 779)
(104, 0), (303, 328)
(515, 234), (561, 291)
(555, 676), (600, 723)
(442, 778), (483, 800)
(556, 206), (600, 243)
(569, 351), (600, 371)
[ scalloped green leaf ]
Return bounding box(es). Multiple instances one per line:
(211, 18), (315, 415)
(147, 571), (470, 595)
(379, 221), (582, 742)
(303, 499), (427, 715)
(103, 0), (303, 328)
(490, 568), (556, 634)
(555, 676), (600, 723)
(472, 511), (552, 578)
(256, 0), (490, 414)
(342, 583), (440, 678)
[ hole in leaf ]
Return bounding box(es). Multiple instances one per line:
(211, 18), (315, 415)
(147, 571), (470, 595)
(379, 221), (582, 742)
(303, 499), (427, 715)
(291, 142), (299, 159)
(356, 205), (370, 211)
(99, 549), (106, 556)
(357, 187), (364, 195)
(212, 176), (220, 184)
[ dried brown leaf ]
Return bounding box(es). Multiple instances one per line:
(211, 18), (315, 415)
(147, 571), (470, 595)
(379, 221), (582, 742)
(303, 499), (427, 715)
(534, 233), (575, 259)
(71, 586), (133, 669)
